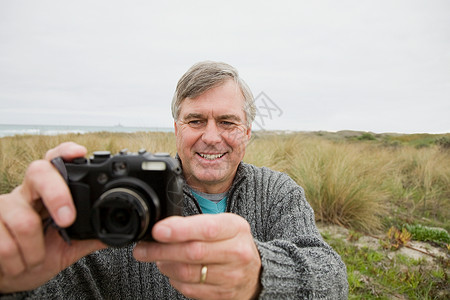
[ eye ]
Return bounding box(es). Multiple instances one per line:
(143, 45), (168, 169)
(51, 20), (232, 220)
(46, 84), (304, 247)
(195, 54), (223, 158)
(188, 120), (205, 128)
(219, 120), (239, 129)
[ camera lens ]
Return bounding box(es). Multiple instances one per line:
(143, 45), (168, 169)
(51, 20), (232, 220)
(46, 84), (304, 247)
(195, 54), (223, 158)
(105, 206), (133, 233)
(92, 187), (151, 247)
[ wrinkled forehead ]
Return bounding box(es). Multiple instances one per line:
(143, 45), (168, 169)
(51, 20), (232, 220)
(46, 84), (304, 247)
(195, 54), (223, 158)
(178, 80), (247, 122)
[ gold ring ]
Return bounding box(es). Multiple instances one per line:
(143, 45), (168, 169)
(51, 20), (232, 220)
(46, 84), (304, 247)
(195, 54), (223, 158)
(200, 265), (208, 284)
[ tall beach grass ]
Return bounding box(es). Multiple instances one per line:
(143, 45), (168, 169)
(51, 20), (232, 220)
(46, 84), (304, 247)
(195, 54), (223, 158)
(1, 131), (449, 233)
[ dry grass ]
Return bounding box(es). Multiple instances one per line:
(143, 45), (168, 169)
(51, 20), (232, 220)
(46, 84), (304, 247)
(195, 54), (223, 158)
(387, 146), (450, 228)
(246, 135), (391, 232)
(1, 131), (449, 233)
(245, 132), (449, 232)
(0, 132), (176, 193)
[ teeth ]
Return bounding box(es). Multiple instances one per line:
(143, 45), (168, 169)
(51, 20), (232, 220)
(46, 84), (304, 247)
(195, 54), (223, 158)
(199, 153), (225, 160)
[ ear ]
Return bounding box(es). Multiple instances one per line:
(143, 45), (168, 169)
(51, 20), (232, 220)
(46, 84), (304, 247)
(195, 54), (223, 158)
(174, 121), (178, 136)
(245, 125), (252, 142)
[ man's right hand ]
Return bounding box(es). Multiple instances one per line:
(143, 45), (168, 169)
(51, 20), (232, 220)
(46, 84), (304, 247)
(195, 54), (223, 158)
(0, 142), (106, 294)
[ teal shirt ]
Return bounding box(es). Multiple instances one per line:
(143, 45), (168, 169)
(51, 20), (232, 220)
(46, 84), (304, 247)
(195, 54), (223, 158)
(191, 190), (227, 214)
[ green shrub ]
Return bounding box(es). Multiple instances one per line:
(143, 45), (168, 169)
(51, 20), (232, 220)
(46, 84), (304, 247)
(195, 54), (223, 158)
(435, 136), (450, 149)
(405, 224), (450, 245)
(357, 132), (376, 141)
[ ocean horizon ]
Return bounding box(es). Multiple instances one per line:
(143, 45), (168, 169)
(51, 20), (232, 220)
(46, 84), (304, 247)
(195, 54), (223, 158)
(0, 124), (174, 138)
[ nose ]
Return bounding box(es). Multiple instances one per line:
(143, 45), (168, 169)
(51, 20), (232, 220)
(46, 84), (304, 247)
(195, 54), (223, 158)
(201, 121), (222, 145)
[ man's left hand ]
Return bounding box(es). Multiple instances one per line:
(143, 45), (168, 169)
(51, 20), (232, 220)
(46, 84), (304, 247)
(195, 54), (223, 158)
(133, 213), (262, 300)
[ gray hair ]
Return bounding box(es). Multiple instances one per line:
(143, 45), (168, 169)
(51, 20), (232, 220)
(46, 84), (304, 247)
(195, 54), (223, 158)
(171, 61), (256, 127)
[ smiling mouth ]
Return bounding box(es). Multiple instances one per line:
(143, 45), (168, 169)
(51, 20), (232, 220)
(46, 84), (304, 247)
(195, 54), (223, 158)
(197, 153), (226, 160)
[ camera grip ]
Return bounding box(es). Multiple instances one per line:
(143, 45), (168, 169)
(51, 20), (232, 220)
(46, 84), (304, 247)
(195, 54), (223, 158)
(46, 157), (72, 245)
(51, 156), (68, 183)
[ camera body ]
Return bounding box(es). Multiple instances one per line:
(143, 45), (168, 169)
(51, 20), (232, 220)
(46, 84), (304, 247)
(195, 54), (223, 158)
(57, 149), (184, 247)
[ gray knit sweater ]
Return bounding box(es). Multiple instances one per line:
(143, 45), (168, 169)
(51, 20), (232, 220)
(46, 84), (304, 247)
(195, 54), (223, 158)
(3, 162), (348, 299)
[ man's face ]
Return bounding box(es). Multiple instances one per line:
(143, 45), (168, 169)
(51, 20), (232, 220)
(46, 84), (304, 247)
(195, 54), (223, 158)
(174, 79), (251, 194)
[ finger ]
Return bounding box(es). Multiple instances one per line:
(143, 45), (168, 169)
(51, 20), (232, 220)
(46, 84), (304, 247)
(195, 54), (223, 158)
(166, 265), (261, 300)
(0, 228), (107, 294)
(0, 189), (46, 273)
(22, 160), (75, 227)
(152, 213), (250, 243)
(156, 261), (240, 286)
(169, 279), (238, 300)
(1, 202), (45, 268)
(44, 142), (87, 161)
(42, 227), (107, 272)
(156, 261), (204, 284)
(134, 236), (258, 266)
(0, 218), (26, 276)
(156, 262), (233, 299)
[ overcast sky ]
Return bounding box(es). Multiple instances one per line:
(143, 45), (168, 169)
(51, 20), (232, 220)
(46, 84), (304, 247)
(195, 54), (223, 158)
(1, 0), (449, 133)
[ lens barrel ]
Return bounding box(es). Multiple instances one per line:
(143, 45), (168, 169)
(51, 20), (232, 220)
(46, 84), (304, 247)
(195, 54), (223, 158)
(92, 187), (151, 247)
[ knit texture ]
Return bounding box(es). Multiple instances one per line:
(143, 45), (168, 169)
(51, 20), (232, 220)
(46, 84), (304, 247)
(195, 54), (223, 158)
(2, 162), (348, 299)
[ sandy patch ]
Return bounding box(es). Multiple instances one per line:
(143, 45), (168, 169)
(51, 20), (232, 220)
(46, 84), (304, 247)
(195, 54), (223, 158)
(317, 222), (449, 262)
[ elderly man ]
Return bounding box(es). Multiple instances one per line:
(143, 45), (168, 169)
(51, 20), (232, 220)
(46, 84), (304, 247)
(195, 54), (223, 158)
(0, 61), (348, 299)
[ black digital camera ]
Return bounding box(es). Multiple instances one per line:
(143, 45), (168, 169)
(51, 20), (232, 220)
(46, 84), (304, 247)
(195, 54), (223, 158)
(52, 149), (184, 247)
